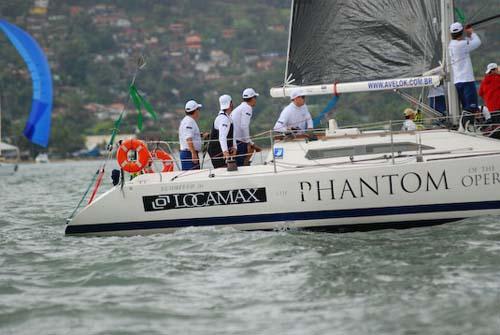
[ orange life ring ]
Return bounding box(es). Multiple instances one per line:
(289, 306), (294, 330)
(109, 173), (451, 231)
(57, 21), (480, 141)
(116, 139), (150, 173)
(151, 149), (174, 172)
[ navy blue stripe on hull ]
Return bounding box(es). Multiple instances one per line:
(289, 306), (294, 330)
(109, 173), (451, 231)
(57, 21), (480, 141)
(65, 200), (500, 235)
(305, 218), (461, 233)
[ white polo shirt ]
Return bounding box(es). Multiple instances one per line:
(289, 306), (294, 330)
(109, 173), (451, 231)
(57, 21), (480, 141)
(213, 111), (236, 152)
(232, 102), (253, 144)
(402, 119), (417, 131)
(273, 102), (313, 133)
(178, 115), (202, 151)
(428, 85), (445, 98)
(448, 33), (481, 84)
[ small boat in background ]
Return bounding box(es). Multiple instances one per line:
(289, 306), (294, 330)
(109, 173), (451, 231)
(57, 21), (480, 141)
(0, 142), (19, 176)
(0, 96), (19, 176)
(35, 153), (49, 164)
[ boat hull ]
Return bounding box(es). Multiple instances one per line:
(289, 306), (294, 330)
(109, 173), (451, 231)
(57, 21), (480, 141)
(66, 154), (500, 236)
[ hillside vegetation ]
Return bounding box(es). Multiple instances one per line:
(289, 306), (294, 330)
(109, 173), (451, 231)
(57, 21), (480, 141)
(0, 0), (497, 155)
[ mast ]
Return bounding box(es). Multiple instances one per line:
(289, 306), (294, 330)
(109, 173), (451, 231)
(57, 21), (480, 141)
(442, 0), (460, 125)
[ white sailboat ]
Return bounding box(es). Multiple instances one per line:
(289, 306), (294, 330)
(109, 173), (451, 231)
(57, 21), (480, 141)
(0, 96), (20, 176)
(35, 152), (49, 163)
(65, 0), (500, 236)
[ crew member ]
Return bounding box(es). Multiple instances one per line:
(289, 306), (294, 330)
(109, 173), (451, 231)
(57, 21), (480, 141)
(273, 88), (313, 134)
(428, 85), (447, 118)
(207, 94), (236, 169)
(232, 88), (262, 166)
(448, 22), (481, 113)
(402, 108), (417, 131)
(479, 63), (499, 120)
(178, 100), (203, 170)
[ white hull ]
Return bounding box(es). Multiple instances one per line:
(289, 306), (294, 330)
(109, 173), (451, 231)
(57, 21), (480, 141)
(66, 130), (500, 236)
(35, 153), (49, 163)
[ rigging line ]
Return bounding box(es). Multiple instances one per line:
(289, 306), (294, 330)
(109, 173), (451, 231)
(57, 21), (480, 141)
(467, 4), (487, 24)
(394, 89), (442, 117)
(69, 56), (147, 217)
(67, 169), (100, 221)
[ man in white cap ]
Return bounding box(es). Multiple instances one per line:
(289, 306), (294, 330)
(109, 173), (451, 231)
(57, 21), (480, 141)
(479, 63), (499, 119)
(273, 88), (313, 134)
(178, 100), (203, 170)
(232, 88), (262, 166)
(207, 94), (237, 169)
(448, 22), (481, 113)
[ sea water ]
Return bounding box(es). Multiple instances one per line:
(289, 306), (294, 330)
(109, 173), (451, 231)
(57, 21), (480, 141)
(1, 161), (500, 335)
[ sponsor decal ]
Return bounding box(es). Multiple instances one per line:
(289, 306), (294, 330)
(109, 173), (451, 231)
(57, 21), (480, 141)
(143, 187), (267, 211)
(367, 77), (435, 90)
(299, 170), (450, 202)
(274, 147), (284, 159)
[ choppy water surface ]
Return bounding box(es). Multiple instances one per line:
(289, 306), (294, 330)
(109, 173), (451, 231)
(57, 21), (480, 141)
(1, 161), (500, 335)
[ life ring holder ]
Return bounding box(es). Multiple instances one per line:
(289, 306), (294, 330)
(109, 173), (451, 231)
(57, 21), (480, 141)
(116, 139), (150, 173)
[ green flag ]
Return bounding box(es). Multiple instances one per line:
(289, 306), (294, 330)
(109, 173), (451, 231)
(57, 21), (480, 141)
(454, 7), (466, 24)
(129, 84), (158, 131)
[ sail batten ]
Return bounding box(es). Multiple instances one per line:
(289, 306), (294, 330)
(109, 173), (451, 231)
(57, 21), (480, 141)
(285, 0), (442, 87)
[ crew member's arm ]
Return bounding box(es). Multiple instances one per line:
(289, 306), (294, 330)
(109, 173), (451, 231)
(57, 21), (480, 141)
(183, 123), (198, 164)
(241, 110), (260, 151)
(305, 106), (314, 129)
(465, 29), (481, 51)
(218, 121), (231, 159)
(273, 109), (289, 132)
(240, 111), (252, 144)
(186, 138), (199, 165)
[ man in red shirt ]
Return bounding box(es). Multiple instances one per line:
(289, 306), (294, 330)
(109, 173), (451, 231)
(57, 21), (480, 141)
(479, 63), (500, 114)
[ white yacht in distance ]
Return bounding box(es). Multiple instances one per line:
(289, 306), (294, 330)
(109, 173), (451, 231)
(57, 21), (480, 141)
(35, 153), (49, 164)
(65, 0), (500, 236)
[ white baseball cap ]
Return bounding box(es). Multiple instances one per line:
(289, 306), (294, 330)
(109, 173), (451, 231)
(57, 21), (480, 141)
(219, 94), (232, 110)
(485, 63), (498, 74)
(450, 22), (463, 33)
(185, 100), (202, 113)
(242, 88), (259, 99)
(290, 88), (306, 100)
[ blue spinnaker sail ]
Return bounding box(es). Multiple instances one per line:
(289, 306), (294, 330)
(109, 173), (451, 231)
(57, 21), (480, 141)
(0, 19), (52, 147)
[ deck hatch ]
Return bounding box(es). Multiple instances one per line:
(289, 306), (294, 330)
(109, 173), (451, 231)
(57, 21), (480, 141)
(306, 142), (434, 160)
